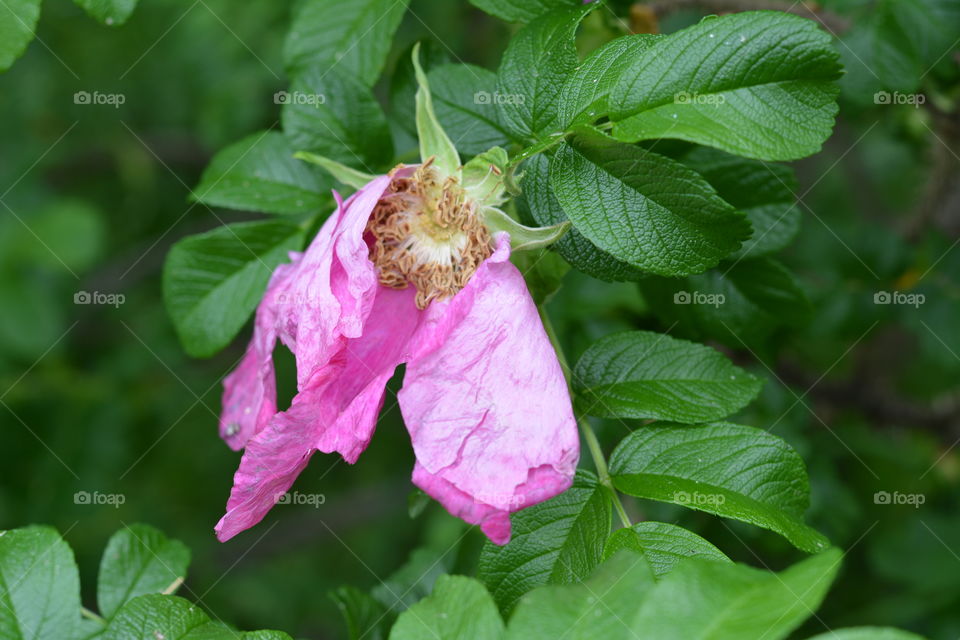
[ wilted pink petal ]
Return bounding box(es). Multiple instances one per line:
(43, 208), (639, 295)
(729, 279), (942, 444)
(399, 235), (579, 544)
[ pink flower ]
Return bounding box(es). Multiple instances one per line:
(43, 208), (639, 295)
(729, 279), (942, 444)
(215, 161), (579, 545)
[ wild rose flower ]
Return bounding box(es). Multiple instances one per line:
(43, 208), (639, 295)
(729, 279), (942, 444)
(214, 48), (578, 545)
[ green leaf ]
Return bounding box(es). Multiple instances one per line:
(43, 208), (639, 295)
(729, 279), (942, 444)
(574, 330), (763, 423)
(496, 4), (596, 140)
(282, 67), (393, 171)
(639, 257), (812, 348)
(72, 0), (138, 26)
(294, 151), (376, 191)
(413, 43), (460, 178)
(469, 0), (581, 23)
(429, 64), (514, 156)
(0, 525), (80, 640)
(521, 153), (643, 282)
(679, 146), (799, 259)
(0, 0), (41, 71)
(631, 549), (842, 639)
(330, 586), (390, 640)
(97, 524), (191, 621)
(805, 629), (928, 640)
(163, 220), (304, 358)
(478, 470), (611, 616)
(505, 550), (656, 640)
(550, 129), (750, 276)
(389, 576), (504, 640)
(372, 547), (453, 614)
(610, 422), (829, 552)
(558, 33), (665, 129)
(283, 0), (409, 84)
(603, 522), (731, 578)
(610, 12), (842, 161)
(191, 132), (333, 216)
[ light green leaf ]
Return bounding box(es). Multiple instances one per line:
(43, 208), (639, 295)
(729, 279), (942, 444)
(630, 549), (842, 639)
(558, 33), (665, 129)
(73, 0), (138, 26)
(610, 12), (842, 161)
(162, 220), (304, 358)
(0, 526), (80, 640)
(573, 330), (763, 423)
(294, 151), (375, 191)
(610, 422), (829, 552)
(389, 576), (504, 640)
(283, 0), (409, 84)
(191, 132), (333, 215)
(521, 153), (643, 282)
(0, 0), (41, 71)
(329, 587), (390, 640)
(602, 522), (730, 578)
(429, 64), (513, 156)
(413, 43), (460, 178)
(282, 67), (392, 171)
(478, 470), (611, 616)
(469, 0), (581, 23)
(97, 524), (191, 621)
(550, 129), (750, 276)
(496, 4), (596, 140)
(482, 208), (569, 251)
(506, 550), (656, 640)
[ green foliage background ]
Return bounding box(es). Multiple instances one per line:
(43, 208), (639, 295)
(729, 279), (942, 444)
(1, 0), (958, 638)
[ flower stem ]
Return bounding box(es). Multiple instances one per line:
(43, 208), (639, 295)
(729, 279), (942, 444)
(81, 607), (106, 625)
(539, 307), (632, 529)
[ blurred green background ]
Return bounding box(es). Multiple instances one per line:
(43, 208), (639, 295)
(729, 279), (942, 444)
(1, 0), (958, 638)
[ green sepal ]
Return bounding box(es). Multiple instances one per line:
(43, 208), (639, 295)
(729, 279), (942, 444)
(482, 207), (570, 251)
(293, 151), (376, 190)
(412, 42), (460, 179)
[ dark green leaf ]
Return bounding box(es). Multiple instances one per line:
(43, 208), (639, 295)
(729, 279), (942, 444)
(191, 132), (333, 216)
(389, 575), (504, 640)
(603, 522), (730, 578)
(0, 525), (80, 640)
(97, 524), (191, 620)
(282, 67), (393, 171)
(521, 153), (643, 282)
(162, 220), (304, 358)
(550, 129), (750, 276)
(469, 0), (581, 23)
(283, 0), (409, 84)
(496, 4), (596, 140)
(478, 470), (611, 616)
(429, 63), (513, 155)
(0, 0), (41, 71)
(573, 330), (763, 423)
(631, 549), (842, 639)
(610, 12), (842, 161)
(330, 586), (390, 640)
(610, 422), (829, 552)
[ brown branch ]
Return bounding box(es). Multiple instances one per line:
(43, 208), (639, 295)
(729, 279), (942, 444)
(641, 0), (851, 34)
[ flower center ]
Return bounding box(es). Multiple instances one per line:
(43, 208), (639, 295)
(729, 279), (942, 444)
(367, 162), (493, 309)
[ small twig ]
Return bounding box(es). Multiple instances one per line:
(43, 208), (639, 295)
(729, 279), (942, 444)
(162, 576), (185, 595)
(81, 607), (106, 625)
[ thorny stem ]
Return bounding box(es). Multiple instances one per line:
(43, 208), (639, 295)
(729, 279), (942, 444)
(539, 308), (633, 529)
